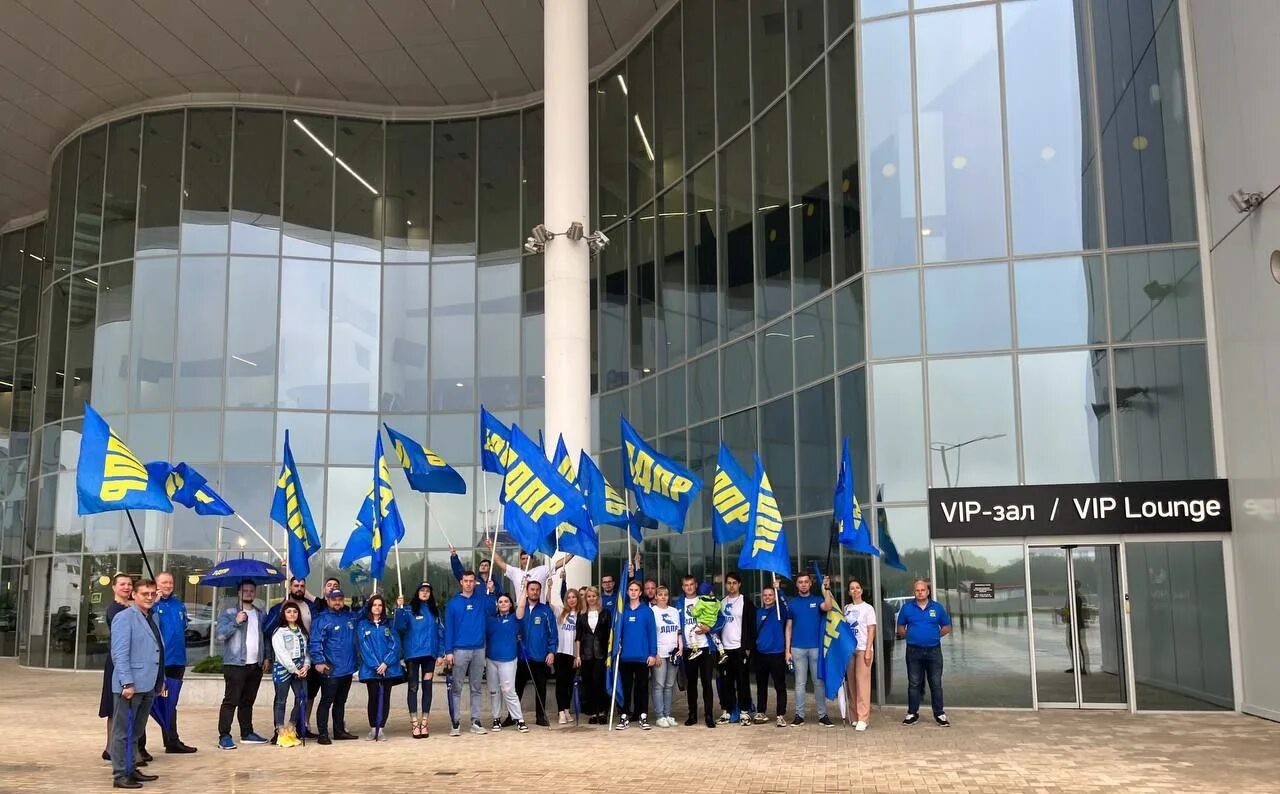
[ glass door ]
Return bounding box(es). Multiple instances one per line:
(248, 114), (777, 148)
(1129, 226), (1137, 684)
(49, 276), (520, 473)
(1029, 544), (1128, 708)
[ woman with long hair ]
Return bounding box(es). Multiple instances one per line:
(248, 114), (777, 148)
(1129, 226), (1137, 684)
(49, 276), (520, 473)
(270, 601), (311, 747)
(553, 587), (581, 724)
(487, 592), (527, 732)
(843, 578), (877, 731)
(395, 582), (442, 738)
(357, 594), (403, 741)
(577, 586), (611, 725)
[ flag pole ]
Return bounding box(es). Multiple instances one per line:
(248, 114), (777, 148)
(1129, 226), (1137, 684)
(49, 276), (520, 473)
(421, 495), (456, 549)
(124, 510), (156, 581)
(393, 540), (404, 597)
(608, 493), (633, 733)
(233, 514), (286, 563)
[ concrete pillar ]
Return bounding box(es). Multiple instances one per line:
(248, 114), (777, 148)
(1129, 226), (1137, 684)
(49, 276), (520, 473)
(543, 0), (593, 594)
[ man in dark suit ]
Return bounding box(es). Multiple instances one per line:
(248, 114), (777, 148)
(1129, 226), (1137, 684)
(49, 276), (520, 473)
(109, 579), (165, 789)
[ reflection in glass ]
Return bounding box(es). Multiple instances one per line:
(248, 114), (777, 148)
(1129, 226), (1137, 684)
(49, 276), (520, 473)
(837, 368), (869, 502)
(477, 262), (521, 409)
(627, 39), (655, 213)
(431, 261), (476, 410)
(716, 0), (751, 140)
(862, 0), (907, 17)
(171, 461), (220, 549)
(1112, 344), (1213, 481)
(861, 18), (916, 268)
(73, 128), (106, 269)
(794, 296), (833, 387)
(878, 505), (928, 703)
(928, 356), (1017, 488)
(721, 133), (754, 338)
(383, 122), (431, 261)
(330, 262), (380, 411)
(751, 0), (786, 111)
(283, 114), (334, 257)
(630, 211), (657, 378)
(868, 270), (920, 359)
(102, 119), (141, 262)
(137, 112), (183, 257)
(659, 367), (686, 434)
(923, 263), (1011, 354)
(327, 413), (378, 466)
(759, 395), (796, 514)
(181, 109), (232, 254)
(173, 411), (221, 462)
(683, 0), (715, 166)
(523, 108), (543, 240)
(792, 69), (831, 305)
(434, 121), (479, 255)
(173, 257), (227, 410)
(873, 361), (925, 501)
(277, 259), (330, 409)
(657, 186), (685, 368)
(759, 318), (792, 401)
(63, 279), (96, 415)
(381, 266), (430, 412)
(1014, 256), (1106, 348)
(654, 12), (683, 190)
(600, 226), (628, 392)
(687, 162), (718, 354)
(479, 115), (520, 255)
(599, 65), (628, 226)
(52, 145), (76, 278)
(1108, 248), (1204, 343)
(223, 412), (274, 462)
(90, 262), (132, 415)
(276, 412), (325, 464)
(224, 257), (277, 408)
(756, 103), (790, 322)
(230, 110), (283, 255)
(796, 380), (835, 514)
(130, 258), (176, 410)
(332, 118), (383, 261)
(835, 278), (865, 369)
(1019, 350), (1114, 484)
(829, 35), (861, 283)
(789, 0), (824, 76)
(721, 336), (755, 414)
(688, 353), (717, 425)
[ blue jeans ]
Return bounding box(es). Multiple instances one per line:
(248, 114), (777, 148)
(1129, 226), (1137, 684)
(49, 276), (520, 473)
(905, 644), (945, 717)
(651, 657), (677, 718)
(792, 646), (826, 719)
(272, 676), (305, 729)
(451, 647), (486, 726)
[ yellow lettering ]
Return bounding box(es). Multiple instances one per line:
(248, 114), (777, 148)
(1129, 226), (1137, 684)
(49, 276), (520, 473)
(604, 484), (627, 517)
(750, 479), (783, 556)
(195, 490), (214, 505)
(555, 521), (578, 538)
(423, 447), (446, 467)
(557, 456), (575, 481)
(100, 435), (150, 502)
(530, 493), (564, 522)
(713, 471), (751, 524)
(823, 612), (841, 650)
(515, 478), (550, 513)
(394, 440), (412, 469)
(504, 462), (535, 502)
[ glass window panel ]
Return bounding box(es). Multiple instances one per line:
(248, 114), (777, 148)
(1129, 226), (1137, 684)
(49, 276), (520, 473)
(1019, 349), (1115, 484)
(127, 412), (171, 463)
(137, 112), (184, 257)
(1004, 0), (1099, 254)
(599, 65), (628, 226)
(230, 109), (284, 255)
(599, 392), (624, 451)
(861, 0), (906, 18)
(129, 257), (176, 410)
(756, 102), (791, 321)
(716, 0), (751, 140)
(283, 113), (334, 258)
(276, 412), (326, 465)
(45, 554), (81, 667)
(327, 413), (378, 466)
(790, 0), (825, 75)
(88, 262), (131, 416)
(172, 410), (221, 462)
(329, 262), (380, 411)
(53, 470), (83, 554)
(0, 346), (13, 450)
(721, 133), (754, 338)
(23, 557), (50, 666)
(76, 553), (124, 668)
(600, 226), (629, 391)
(0, 235), (19, 343)
(829, 0), (854, 39)
(917, 7), (1006, 263)
(181, 108), (232, 254)
(102, 119), (141, 262)
(62, 278), (96, 415)
(658, 367), (686, 434)
(225, 256), (278, 408)
(872, 361), (926, 501)
(174, 257), (226, 408)
(332, 118), (383, 261)
(18, 223), (45, 339)
(522, 108), (543, 241)
(10, 338), (34, 441)
(924, 263), (1012, 354)
(154, 552), (217, 665)
(759, 318), (793, 400)
(1092, 0), (1196, 247)
(868, 269), (920, 359)
(877, 504), (928, 702)
(478, 114), (520, 255)
(721, 408), (757, 472)
(838, 367), (870, 502)
(688, 352), (718, 425)
(795, 295), (834, 386)
(684, 0), (715, 166)
(829, 35), (862, 283)
(430, 412), (476, 467)
(383, 122), (431, 261)
(654, 11), (683, 190)
(759, 395), (796, 515)
(220, 464), (283, 549)
(83, 511), (121, 554)
(1108, 248), (1204, 344)
(431, 261), (475, 410)
(751, 0), (786, 111)
(688, 420), (720, 531)
(721, 336), (755, 414)
(1014, 256), (1106, 347)
(73, 127), (106, 269)
(521, 303), (544, 407)
(793, 73), (834, 296)
(223, 411), (274, 462)
(835, 278), (865, 369)
(477, 260), (521, 409)
(52, 144), (77, 279)
(658, 186), (686, 368)
(628, 39), (656, 211)
(631, 212), (657, 378)
(631, 377), (658, 440)
(862, 18), (917, 268)
(277, 258), (330, 409)
(1113, 343), (1214, 481)
(927, 356), (1018, 487)
(797, 380), (836, 513)
(380, 265), (430, 412)
(434, 120), (477, 255)
(687, 161), (718, 354)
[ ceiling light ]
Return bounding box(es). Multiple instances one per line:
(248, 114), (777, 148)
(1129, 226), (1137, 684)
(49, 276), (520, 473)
(83, 277), (99, 286)
(642, 368), (652, 373)
(881, 163), (897, 178)
(293, 118), (377, 196)
(455, 382), (465, 388)
(1040, 145), (1056, 161)
(921, 228), (932, 237)
(231, 355), (258, 368)
(951, 155), (967, 170)
(1131, 135), (1149, 151)
(616, 74), (628, 95)
(406, 220), (413, 226)
(0, 381), (11, 388)
(29, 254), (43, 262)
(633, 115), (654, 162)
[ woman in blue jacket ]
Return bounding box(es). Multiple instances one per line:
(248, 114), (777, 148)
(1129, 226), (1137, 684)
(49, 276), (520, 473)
(616, 580), (658, 731)
(486, 593), (527, 733)
(395, 582), (442, 738)
(357, 594), (403, 741)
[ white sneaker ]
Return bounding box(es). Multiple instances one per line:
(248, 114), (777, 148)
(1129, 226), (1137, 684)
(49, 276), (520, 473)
(855, 720), (868, 732)
(558, 710), (568, 725)
(662, 716), (674, 727)
(717, 711), (730, 724)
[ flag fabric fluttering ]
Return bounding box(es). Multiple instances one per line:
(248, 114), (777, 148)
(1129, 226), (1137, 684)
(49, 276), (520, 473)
(272, 430), (322, 581)
(537, 438), (599, 560)
(834, 437), (880, 558)
(76, 403), (173, 515)
(479, 406), (513, 476)
(620, 416), (702, 532)
(339, 433), (407, 581)
(603, 554), (629, 707)
(820, 608), (857, 701)
(383, 424), (467, 494)
(551, 436), (576, 482)
(628, 509), (657, 544)
(500, 424), (592, 554)
(577, 451), (629, 529)
(166, 463), (234, 516)
(737, 454), (792, 580)
(876, 485), (908, 571)
(711, 443), (754, 545)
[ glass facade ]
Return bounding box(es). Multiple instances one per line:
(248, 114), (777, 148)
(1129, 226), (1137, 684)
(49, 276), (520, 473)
(0, 0), (1227, 709)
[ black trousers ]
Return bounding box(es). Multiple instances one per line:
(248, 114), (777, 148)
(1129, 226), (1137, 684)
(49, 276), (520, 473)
(218, 664), (263, 738)
(553, 653), (576, 712)
(620, 661), (649, 720)
(515, 657), (550, 721)
(684, 649), (714, 721)
(316, 674), (352, 735)
(365, 680), (395, 729)
(719, 648), (752, 716)
(579, 658), (605, 716)
(754, 652), (788, 717)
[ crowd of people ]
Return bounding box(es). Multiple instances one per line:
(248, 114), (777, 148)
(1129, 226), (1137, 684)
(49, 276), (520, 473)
(100, 547), (954, 789)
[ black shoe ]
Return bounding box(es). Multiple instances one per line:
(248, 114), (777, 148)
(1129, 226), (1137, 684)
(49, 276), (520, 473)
(818, 716), (834, 727)
(587, 715), (598, 725)
(501, 716), (516, 728)
(130, 771), (159, 782)
(903, 713), (919, 725)
(317, 735), (332, 745)
(138, 750), (153, 763)
(304, 729), (319, 739)
(704, 717), (716, 728)
(134, 760), (147, 768)
(268, 731), (278, 746)
(113, 778), (142, 790)
(102, 750), (111, 761)
(791, 715), (805, 726)
(934, 713), (951, 727)
(333, 731), (358, 740)
(164, 743), (198, 754)
(535, 717), (550, 727)
(684, 715), (698, 726)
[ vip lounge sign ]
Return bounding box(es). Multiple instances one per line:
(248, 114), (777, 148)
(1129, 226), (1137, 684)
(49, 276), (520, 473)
(927, 479), (1232, 539)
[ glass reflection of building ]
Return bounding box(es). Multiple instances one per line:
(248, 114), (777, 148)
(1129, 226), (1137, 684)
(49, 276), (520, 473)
(0, 0), (1232, 713)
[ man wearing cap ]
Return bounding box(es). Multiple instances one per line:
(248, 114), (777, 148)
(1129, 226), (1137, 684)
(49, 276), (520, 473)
(310, 589), (359, 744)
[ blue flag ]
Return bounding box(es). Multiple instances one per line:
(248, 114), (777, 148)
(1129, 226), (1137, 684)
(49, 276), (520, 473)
(737, 454), (791, 580)
(876, 486), (907, 571)
(577, 452), (629, 529)
(835, 437), (879, 558)
(620, 416), (702, 532)
(712, 443), (754, 544)
(76, 403), (173, 515)
(629, 509), (657, 544)
(501, 424), (591, 554)
(551, 436), (576, 482)
(384, 423), (467, 494)
(537, 510), (599, 560)
(820, 609), (857, 700)
(166, 463), (234, 516)
(480, 406), (513, 475)
(272, 430), (322, 581)
(340, 434), (408, 581)
(603, 554), (629, 707)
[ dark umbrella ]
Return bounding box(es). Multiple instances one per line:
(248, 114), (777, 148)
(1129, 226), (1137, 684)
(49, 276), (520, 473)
(445, 667), (459, 727)
(572, 674), (581, 724)
(199, 558), (286, 588)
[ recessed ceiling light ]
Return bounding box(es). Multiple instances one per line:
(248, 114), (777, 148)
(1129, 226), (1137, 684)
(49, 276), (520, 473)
(951, 155), (967, 170)
(921, 228), (932, 237)
(881, 163), (897, 178)
(1131, 135), (1150, 151)
(1040, 145), (1056, 161)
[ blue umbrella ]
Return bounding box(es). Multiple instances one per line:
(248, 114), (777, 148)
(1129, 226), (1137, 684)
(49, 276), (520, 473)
(199, 559), (286, 588)
(149, 676), (183, 740)
(445, 668), (459, 727)
(572, 674), (581, 724)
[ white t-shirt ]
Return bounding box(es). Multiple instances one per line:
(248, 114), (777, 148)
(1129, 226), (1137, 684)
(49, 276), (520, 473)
(587, 610), (599, 632)
(652, 605), (681, 657)
(720, 595), (744, 650)
(843, 601), (877, 651)
(680, 597), (707, 649)
(558, 612), (578, 655)
(244, 608), (261, 664)
(505, 562), (551, 594)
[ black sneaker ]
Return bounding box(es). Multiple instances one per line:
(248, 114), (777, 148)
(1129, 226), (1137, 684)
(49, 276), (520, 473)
(535, 716), (550, 728)
(587, 715), (599, 725)
(333, 731), (358, 740)
(639, 714), (651, 730)
(704, 716), (716, 728)
(501, 716), (516, 728)
(818, 716), (834, 727)
(616, 716), (629, 730)
(935, 713), (951, 727)
(684, 715), (698, 726)
(903, 713), (919, 725)
(790, 715), (806, 726)
(317, 734), (332, 745)
(268, 731), (278, 746)
(517, 721), (529, 733)
(491, 719), (503, 732)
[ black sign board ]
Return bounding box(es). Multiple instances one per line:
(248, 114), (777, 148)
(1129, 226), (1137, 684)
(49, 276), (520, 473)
(969, 582), (995, 599)
(928, 479), (1231, 539)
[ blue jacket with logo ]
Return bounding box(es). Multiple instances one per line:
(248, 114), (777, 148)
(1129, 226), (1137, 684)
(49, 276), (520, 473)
(153, 593), (188, 667)
(618, 601), (658, 663)
(519, 601), (557, 661)
(486, 613), (519, 663)
(357, 616), (403, 681)
(395, 605), (444, 659)
(310, 606), (358, 678)
(444, 591), (491, 652)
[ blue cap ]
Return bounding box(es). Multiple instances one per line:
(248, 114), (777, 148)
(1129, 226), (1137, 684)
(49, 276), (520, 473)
(326, 589), (345, 598)
(697, 582), (714, 596)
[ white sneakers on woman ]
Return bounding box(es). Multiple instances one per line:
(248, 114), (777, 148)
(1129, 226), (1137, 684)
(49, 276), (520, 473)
(854, 720), (868, 731)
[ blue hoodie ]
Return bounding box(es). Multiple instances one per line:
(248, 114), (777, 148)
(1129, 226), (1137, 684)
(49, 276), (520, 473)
(444, 590), (490, 653)
(486, 612), (519, 663)
(450, 553), (503, 596)
(357, 615), (403, 681)
(395, 604), (444, 660)
(152, 593), (188, 667)
(618, 600), (657, 663)
(311, 607), (359, 677)
(755, 601), (791, 655)
(519, 601), (557, 661)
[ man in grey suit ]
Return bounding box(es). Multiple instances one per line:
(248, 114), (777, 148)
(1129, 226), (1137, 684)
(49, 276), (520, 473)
(109, 579), (165, 789)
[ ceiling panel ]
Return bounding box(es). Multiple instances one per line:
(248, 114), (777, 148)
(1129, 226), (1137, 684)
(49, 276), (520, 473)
(312, 0), (403, 53)
(15, 0), (163, 84)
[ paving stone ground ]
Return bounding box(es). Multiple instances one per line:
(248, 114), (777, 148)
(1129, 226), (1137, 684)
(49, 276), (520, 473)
(0, 660), (1276, 793)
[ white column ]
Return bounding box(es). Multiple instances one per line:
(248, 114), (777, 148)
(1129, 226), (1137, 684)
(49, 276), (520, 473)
(543, 0), (593, 595)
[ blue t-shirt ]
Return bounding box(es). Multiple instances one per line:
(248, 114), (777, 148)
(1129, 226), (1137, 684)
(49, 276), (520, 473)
(755, 602), (791, 655)
(486, 613), (519, 663)
(788, 594), (825, 649)
(896, 599), (952, 647)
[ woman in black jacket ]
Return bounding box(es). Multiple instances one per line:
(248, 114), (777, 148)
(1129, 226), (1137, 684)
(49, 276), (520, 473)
(576, 586), (613, 725)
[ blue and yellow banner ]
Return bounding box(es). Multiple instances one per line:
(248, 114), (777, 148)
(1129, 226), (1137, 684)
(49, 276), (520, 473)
(340, 433), (408, 581)
(384, 423), (466, 494)
(551, 435), (576, 482)
(603, 554), (628, 706)
(712, 443), (754, 545)
(272, 430), (322, 581)
(737, 453), (791, 579)
(577, 451), (629, 529)
(166, 463), (234, 516)
(820, 608), (857, 700)
(620, 416), (701, 532)
(835, 437), (879, 558)
(76, 403), (173, 515)
(480, 406), (514, 476)
(501, 424), (592, 554)
(876, 486), (908, 571)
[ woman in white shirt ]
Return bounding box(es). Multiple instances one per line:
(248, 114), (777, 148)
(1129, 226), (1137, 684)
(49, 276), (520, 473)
(649, 586), (682, 727)
(554, 588), (581, 724)
(843, 579), (877, 731)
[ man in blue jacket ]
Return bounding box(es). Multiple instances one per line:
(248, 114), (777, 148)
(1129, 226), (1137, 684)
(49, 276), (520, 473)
(515, 579), (556, 727)
(214, 581), (270, 750)
(310, 589), (359, 744)
(443, 571), (490, 736)
(151, 572), (196, 754)
(109, 579), (165, 789)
